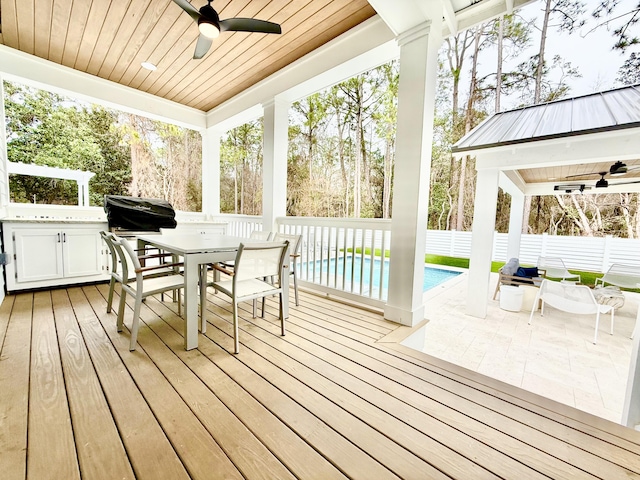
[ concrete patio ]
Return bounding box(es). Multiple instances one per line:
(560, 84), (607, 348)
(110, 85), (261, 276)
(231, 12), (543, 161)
(421, 271), (638, 424)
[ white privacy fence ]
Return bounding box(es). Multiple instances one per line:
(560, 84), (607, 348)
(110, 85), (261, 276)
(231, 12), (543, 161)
(213, 214), (640, 305)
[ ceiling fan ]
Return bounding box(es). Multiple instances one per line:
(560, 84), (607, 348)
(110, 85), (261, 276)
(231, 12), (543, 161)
(562, 161), (640, 189)
(173, 0), (282, 59)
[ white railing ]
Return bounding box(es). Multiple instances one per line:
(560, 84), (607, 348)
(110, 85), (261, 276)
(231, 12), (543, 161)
(211, 214), (263, 237)
(276, 217), (392, 307)
(212, 214), (640, 305)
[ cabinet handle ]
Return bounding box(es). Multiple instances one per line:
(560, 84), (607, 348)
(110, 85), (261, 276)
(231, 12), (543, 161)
(57, 233), (61, 243)
(63, 233), (67, 243)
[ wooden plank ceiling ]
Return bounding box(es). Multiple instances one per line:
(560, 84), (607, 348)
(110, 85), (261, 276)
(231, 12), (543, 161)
(0, 0), (376, 112)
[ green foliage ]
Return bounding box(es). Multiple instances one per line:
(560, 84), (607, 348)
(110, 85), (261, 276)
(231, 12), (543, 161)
(4, 82), (131, 205)
(4, 80), (201, 210)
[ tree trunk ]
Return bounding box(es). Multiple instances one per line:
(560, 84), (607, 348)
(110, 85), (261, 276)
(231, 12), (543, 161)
(534, 0), (552, 103)
(495, 16), (504, 113)
(457, 28), (483, 231)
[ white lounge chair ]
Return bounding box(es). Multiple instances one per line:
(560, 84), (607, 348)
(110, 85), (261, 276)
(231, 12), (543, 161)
(529, 279), (614, 344)
(536, 256), (581, 283)
(595, 263), (640, 290)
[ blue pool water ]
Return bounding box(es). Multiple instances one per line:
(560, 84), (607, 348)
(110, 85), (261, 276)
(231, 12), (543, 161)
(301, 256), (461, 300)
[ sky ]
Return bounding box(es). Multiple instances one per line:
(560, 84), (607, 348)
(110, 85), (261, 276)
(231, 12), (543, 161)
(473, 0), (638, 110)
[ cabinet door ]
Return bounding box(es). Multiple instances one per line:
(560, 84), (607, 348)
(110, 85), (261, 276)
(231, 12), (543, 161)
(14, 229), (64, 282)
(62, 230), (102, 278)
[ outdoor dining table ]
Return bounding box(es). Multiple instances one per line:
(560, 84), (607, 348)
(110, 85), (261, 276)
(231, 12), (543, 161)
(137, 233), (289, 350)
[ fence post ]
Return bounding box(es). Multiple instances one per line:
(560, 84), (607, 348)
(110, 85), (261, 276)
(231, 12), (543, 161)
(602, 235), (612, 273)
(540, 232), (548, 256)
(450, 229), (456, 257)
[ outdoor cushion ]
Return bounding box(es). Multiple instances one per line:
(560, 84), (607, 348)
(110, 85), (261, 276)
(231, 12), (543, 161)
(516, 267), (539, 278)
(501, 258), (519, 276)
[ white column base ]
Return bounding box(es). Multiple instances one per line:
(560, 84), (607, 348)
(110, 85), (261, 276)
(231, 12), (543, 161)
(384, 303), (425, 327)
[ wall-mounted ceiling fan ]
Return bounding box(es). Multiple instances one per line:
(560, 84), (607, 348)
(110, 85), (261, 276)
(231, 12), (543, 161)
(562, 161), (640, 189)
(173, 0), (282, 59)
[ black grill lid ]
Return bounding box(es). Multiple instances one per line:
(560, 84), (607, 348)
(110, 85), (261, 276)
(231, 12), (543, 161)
(104, 195), (177, 231)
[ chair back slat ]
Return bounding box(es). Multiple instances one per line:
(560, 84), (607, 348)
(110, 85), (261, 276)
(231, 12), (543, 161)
(250, 230), (273, 241)
(234, 241), (289, 282)
(273, 232), (302, 254)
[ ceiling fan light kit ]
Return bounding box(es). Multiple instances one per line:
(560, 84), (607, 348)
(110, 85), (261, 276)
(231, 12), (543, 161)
(609, 161), (627, 176)
(198, 19), (220, 39)
(173, 0), (282, 59)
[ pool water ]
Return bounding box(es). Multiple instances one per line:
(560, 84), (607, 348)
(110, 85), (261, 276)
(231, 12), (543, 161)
(301, 256), (461, 300)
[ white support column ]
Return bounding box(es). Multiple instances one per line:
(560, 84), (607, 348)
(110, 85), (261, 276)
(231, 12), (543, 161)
(202, 128), (222, 219)
(262, 99), (289, 232)
(0, 73), (8, 215)
(623, 327), (640, 429)
(506, 189), (525, 260)
(384, 20), (442, 327)
(466, 167), (501, 318)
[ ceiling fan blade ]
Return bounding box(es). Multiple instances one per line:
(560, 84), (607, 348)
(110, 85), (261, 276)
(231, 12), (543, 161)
(609, 179), (640, 186)
(219, 18), (282, 34)
(565, 171), (605, 179)
(172, 0), (201, 22)
(193, 34), (212, 59)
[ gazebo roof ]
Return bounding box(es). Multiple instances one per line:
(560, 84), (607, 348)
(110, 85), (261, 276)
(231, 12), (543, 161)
(452, 84), (640, 153)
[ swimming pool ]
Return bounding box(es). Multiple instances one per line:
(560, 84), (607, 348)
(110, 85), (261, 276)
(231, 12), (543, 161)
(300, 256), (461, 300)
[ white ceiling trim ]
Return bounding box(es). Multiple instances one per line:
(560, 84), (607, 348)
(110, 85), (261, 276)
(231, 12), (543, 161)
(0, 45), (206, 130)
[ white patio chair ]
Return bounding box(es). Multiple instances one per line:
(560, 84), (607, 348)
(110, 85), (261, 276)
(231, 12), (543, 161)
(212, 241), (289, 354)
(100, 231), (183, 314)
(272, 232), (302, 306)
(595, 263), (640, 289)
(529, 279), (613, 344)
(250, 230), (273, 241)
(109, 233), (186, 351)
(536, 256), (581, 283)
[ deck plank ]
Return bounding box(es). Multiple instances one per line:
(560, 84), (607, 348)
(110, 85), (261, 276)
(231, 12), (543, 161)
(2, 283), (640, 480)
(28, 291), (81, 480)
(78, 286), (242, 480)
(205, 293), (610, 479)
(119, 289), (406, 480)
(268, 297), (640, 475)
(0, 295), (28, 480)
(67, 287), (192, 480)
(129, 297), (352, 480)
(50, 289), (135, 480)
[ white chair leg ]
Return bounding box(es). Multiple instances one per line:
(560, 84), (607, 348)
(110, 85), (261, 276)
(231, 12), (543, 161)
(117, 291), (127, 332)
(107, 277), (116, 313)
(611, 309), (615, 335)
(292, 271), (299, 306)
(199, 267), (207, 333)
(593, 311), (601, 345)
(130, 296), (143, 351)
(280, 292), (285, 336)
(233, 301), (240, 354)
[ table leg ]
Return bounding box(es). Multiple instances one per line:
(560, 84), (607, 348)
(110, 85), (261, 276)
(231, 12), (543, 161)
(184, 256), (199, 350)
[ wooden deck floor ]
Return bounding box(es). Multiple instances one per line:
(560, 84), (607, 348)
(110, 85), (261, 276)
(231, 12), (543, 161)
(2, 282), (640, 479)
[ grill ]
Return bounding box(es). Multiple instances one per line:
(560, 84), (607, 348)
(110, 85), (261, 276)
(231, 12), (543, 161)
(104, 195), (177, 236)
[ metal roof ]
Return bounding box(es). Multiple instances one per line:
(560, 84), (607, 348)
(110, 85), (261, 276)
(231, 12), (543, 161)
(452, 84), (640, 153)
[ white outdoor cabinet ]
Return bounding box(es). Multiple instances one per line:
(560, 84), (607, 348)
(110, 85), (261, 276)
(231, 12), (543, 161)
(2, 221), (109, 291)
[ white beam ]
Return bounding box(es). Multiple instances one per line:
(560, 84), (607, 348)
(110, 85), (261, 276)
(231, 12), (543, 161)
(0, 45), (205, 130)
(442, 0), (459, 36)
(206, 17), (396, 131)
(474, 128), (640, 170)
